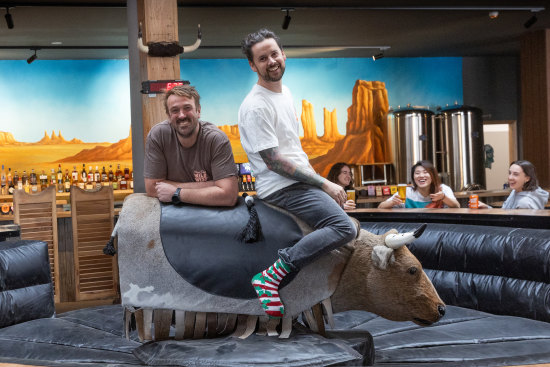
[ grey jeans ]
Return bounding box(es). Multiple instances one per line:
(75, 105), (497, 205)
(263, 182), (357, 271)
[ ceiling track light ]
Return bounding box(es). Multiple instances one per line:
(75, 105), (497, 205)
(372, 52), (384, 61)
(524, 14), (538, 29)
(281, 8), (294, 30)
(4, 7), (13, 29)
(27, 48), (38, 64)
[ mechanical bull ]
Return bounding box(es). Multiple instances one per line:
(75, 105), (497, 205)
(113, 194), (444, 341)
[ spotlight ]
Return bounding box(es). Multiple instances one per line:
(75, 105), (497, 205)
(5, 7), (13, 29)
(27, 49), (37, 64)
(281, 8), (293, 30)
(372, 52), (384, 61)
(488, 11), (499, 19)
(524, 14), (538, 29)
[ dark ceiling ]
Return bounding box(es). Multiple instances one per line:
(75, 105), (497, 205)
(0, 1), (548, 60)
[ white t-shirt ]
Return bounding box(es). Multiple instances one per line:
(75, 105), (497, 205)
(387, 184), (456, 208)
(238, 84), (314, 198)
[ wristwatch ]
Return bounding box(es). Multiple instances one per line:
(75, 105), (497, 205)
(172, 188), (182, 204)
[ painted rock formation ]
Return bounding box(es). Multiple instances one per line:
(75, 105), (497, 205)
(311, 80), (390, 177)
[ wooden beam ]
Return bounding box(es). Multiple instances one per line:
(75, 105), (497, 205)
(137, 0), (180, 143)
(520, 29), (550, 187)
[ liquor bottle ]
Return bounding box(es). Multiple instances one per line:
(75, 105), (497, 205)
(251, 176), (256, 191)
(56, 164), (64, 193)
(94, 166), (101, 188)
(129, 169), (134, 190)
(101, 166), (108, 186)
(120, 166), (129, 190)
(30, 168), (38, 193)
(7, 168), (14, 195)
(22, 170), (29, 192)
(86, 166), (94, 190)
(114, 164), (123, 190)
(50, 168), (56, 187)
(71, 166), (79, 186)
(80, 164), (87, 189)
(39, 170), (48, 191)
(13, 170), (20, 191)
(64, 169), (71, 192)
(87, 166), (94, 184)
(0, 165), (6, 195)
(108, 165), (114, 184)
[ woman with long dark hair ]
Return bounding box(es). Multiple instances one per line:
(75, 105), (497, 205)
(379, 160), (459, 209)
(327, 162), (356, 210)
(479, 160), (548, 209)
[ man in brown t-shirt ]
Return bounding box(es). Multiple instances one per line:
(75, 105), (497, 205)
(144, 85), (238, 206)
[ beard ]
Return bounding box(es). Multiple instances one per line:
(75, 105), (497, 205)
(258, 63), (285, 83)
(174, 116), (199, 138)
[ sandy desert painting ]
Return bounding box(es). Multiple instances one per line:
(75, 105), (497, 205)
(0, 57), (463, 176)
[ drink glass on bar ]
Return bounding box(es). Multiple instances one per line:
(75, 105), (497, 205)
(397, 184), (407, 201)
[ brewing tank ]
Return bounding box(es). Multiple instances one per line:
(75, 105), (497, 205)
(435, 105), (486, 191)
(389, 107), (435, 184)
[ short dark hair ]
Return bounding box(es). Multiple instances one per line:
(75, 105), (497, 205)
(163, 85), (201, 115)
(510, 160), (539, 191)
(241, 28), (283, 62)
(327, 162), (354, 190)
(410, 160), (441, 194)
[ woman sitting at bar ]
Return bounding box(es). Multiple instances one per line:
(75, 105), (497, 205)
(478, 160), (549, 209)
(327, 162), (356, 210)
(378, 160), (460, 209)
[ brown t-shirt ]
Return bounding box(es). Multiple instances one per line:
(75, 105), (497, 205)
(144, 120), (237, 183)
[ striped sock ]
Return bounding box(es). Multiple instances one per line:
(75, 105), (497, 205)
(251, 258), (291, 319)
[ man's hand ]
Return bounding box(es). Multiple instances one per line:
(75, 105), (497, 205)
(155, 182), (178, 202)
(322, 180), (347, 207)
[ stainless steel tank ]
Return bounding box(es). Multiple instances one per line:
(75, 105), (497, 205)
(434, 105), (486, 191)
(389, 107), (435, 184)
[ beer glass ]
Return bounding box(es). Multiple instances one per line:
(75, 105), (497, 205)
(346, 190), (356, 202)
(397, 184), (407, 201)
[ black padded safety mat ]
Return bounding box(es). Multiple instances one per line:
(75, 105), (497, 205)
(159, 196), (303, 299)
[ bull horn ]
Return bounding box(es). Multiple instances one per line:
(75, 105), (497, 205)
(385, 223), (428, 249)
(137, 22), (149, 53)
(182, 24), (202, 53)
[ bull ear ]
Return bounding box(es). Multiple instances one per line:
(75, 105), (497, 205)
(384, 224), (427, 249)
(372, 245), (394, 270)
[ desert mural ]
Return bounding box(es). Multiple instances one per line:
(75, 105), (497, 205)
(0, 58), (463, 181)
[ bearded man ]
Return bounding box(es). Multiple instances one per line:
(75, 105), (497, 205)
(238, 29), (356, 319)
(144, 84), (238, 206)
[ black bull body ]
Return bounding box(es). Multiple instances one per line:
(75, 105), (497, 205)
(115, 194), (444, 340)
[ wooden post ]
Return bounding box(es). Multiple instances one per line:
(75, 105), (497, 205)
(137, 0), (181, 142)
(520, 29), (550, 187)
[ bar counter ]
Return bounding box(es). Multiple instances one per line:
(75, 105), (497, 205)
(348, 208), (550, 229)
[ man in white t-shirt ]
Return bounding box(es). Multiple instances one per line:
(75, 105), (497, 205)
(238, 29), (357, 319)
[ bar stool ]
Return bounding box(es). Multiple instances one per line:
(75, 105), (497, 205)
(13, 186), (60, 303)
(70, 185), (119, 302)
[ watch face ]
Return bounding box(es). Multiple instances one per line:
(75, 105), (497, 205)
(172, 188), (181, 204)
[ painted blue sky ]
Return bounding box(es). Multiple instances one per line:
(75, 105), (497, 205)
(182, 57), (463, 136)
(0, 57), (462, 143)
(0, 60), (130, 143)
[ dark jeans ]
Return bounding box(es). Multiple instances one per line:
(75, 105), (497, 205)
(263, 182), (357, 271)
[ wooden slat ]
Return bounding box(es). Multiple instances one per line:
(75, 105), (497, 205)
(13, 186), (60, 303)
(71, 185), (117, 301)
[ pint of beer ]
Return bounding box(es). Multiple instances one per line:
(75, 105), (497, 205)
(346, 190), (356, 202)
(397, 184), (407, 201)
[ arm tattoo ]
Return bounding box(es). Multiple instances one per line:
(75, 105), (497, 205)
(259, 147), (326, 188)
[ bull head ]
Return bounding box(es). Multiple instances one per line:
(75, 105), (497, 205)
(372, 224), (427, 269)
(137, 23), (202, 57)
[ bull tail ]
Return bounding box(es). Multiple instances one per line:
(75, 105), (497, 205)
(103, 219), (121, 256)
